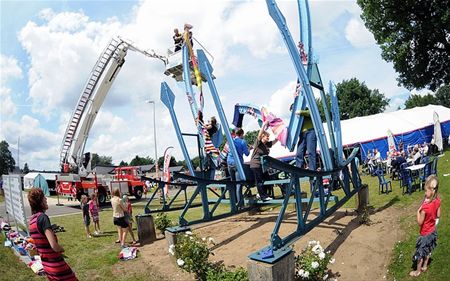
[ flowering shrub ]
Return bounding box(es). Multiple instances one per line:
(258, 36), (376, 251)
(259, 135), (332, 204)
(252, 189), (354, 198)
(173, 232), (212, 280)
(154, 212), (173, 235)
(171, 231), (247, 281)
(295, 240), (335, 281)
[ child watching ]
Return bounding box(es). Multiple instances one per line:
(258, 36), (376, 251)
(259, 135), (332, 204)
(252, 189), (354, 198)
(80, 195), (92, 238)
(89, 193), (101, 235)
(409, 175), (441, 277)
(122, 195), (138, 246)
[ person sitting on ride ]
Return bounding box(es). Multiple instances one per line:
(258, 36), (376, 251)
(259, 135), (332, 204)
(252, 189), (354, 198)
(173, 28), (183, 52)
(250, 121), (278, 201)
(205, 116), (218, 138)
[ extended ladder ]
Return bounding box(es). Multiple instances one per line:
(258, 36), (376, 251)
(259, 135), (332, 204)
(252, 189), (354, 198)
(59, 38), (123, 167)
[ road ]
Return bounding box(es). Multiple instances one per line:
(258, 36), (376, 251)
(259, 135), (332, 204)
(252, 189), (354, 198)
(0, 192), (82, 220)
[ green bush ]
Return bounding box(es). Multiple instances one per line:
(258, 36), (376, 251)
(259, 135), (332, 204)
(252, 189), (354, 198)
(154, 212), (173, 234)
(206, 265), (248, 281)
(174, 232), (211, 280)
(172, 232), (248, 281)
(295, 240), (335, 281)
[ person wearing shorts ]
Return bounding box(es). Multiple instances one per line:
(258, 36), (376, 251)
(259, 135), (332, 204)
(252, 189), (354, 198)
(111, 189), (129, 248)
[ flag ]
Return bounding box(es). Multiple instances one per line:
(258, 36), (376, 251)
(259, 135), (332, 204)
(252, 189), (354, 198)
(163, 147), (174, 196)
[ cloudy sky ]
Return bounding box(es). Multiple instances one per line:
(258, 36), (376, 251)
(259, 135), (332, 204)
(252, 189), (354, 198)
(1, 0), (413, 171)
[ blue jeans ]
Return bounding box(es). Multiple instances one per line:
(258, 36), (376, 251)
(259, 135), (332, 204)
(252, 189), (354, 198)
(228, 165), (243, 206)
(296, 129), (317, 170)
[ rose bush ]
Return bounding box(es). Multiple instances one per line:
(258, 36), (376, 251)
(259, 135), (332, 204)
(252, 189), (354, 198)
(295, 240), (336, 281)
(171, 231), (247, 281)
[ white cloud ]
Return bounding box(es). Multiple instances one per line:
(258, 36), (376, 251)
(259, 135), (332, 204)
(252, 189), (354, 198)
(345, 18), (375, 48)
(0, 115), (60, 170)
(0, 55), (22, 118)
(0, 87), (17, 117)
(1, 54), (23, 83)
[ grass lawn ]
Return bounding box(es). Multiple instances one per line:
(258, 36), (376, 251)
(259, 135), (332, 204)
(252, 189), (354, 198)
(1, 149), (449, 280)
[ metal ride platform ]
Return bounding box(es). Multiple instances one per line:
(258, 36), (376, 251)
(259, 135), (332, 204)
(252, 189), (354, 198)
(141, 176), (202, 213)
(157, 0), (363, 267)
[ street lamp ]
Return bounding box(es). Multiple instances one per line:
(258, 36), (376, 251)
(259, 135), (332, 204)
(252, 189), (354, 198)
(146, 100), (159, 179)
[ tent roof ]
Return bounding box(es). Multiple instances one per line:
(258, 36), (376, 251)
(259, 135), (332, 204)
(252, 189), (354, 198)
(24, 172), (58, 181)
(336, 105), (450, 146)
(24, 172), (40, 179)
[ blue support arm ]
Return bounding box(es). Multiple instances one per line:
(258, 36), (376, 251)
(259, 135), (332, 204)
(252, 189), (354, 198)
(266, 0), (333, 170)
(329, 81), (343, 165)
(197, 50), (246, 181)
(160, 82), (196, 176)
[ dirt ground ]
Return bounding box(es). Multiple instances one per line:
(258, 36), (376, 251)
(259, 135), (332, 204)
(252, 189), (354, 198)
(124, 203), (406, 281)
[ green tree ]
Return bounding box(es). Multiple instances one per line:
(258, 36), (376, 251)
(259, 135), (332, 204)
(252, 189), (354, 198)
(435, 85), (450, 108)
(244, 130), (259, 147)
(119, 160), (128, 166)
(91, 153), (113, 167)
(129, 155), (154, 166)
(158, 156), (177, 168)
(335, 78), (389, 120)
(0, 140), (16, 176)
(23, 163), (30, 174)
(191, 156), (201, 169)
(358, 0), (450, 90)
(404, 93), (437, 109)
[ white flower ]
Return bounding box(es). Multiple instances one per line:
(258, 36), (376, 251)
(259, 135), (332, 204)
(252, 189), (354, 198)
(202, 237), (206, 241)
(311, 261), (319, 269)
(177, 258), (185, 266)
(168, 244), (175, 256)
(189, 236), (194, 240)
(312, 244), (323, 254)
(319, 252), (326, 260)
(185, 231), (193, 235)
(298, 269), (304, 276)
(329, 258), (335, 264)
(303, 271), (310, 278)
(308, 240), (317, 246)
(323, 274), (329, 280)
(208, 237), (216, 244)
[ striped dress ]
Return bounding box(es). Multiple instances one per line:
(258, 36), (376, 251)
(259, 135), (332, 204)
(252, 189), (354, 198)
(29, 212), (77, 281)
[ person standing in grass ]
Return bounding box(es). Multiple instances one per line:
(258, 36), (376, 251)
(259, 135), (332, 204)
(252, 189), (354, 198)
(89, 193), (101, 235)
(111, 189), (129, 248)
(28, 188), (78, 281)
(80, 195), (92, 238)
(409, 175), (441, 277)
(122, 195), (138, 246)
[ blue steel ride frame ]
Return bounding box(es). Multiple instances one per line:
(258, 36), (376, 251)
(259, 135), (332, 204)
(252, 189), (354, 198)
(244, 0), (362, 264)
(266, 0), (333, 171)
(160, 82), (196, 176)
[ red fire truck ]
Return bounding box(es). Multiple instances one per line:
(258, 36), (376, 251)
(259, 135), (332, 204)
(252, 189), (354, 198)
(109, 166), (145, 200)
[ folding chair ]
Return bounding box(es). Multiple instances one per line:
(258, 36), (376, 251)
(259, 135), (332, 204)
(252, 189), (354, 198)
(376, 170), (392, 194)
(399, 168), (414, 195)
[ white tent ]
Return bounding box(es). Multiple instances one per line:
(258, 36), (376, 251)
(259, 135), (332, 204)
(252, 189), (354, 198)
(23, 172), (59, 190)
(335, 105), (450, 147)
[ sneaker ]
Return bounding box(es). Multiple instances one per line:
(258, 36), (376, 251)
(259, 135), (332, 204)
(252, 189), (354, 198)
(93, 231), (98, 236)
(87, 235), (92, 239)
(256, 194), (261, 200)
(262, 197), (273, 202)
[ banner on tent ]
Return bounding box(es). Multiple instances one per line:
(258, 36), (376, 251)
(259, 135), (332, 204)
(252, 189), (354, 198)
(2, 175), (28, 233)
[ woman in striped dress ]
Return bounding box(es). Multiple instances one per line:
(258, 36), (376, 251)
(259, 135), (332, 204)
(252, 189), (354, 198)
(28, 188), (77, 280)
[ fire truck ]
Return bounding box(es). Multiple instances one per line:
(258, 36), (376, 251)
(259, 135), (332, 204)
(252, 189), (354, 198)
(56, 37), (167, 204)
(109, 166), (146, 200)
